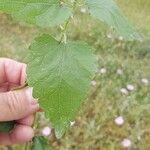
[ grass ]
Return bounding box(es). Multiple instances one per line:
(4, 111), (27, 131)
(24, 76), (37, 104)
(0, 0), (150, 149)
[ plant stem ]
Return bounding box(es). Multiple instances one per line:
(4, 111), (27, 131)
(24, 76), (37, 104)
(60, 0), (78, 43)
(32, 112), (38, 130)
(24, 142), (29, 150)
(59, 16), (71, 43)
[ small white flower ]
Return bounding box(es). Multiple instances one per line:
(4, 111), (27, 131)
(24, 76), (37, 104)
(120, 88), (128, 95)
(60, 1), (64, 5)
(127, 84), (135, 91)
(70, 121), (75, 127)
(42, 126), (51, 136)
(117, 69), (123, 75)
(70, 15), (74, 19)
(141, 78), (149, 85)
(115, 116), (124, 126)
(100, 68), (107, 74)
(119, 36), (123, 41)
(80, 8), (87, 13)
(91, 80), (97, 86)
(121, 138), (132, 148)
(137, 135), (141, 141)
(107, 33), (112, 39)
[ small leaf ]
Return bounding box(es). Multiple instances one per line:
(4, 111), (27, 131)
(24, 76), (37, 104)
(0, 0), (72, 27)
(31, 136), (50, 150)
(27, 34), (97, 138)
(0, 121), (15, 133)
(86, 0), (142, 40)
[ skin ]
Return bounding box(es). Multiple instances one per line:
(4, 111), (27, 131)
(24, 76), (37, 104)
(0, 58), (39, 145)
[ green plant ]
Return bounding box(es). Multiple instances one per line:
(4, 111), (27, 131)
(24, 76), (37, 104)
(0, 0), (141, 149)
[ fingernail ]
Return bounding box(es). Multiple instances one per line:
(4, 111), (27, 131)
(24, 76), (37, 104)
(25, 87), (38, 105)
(32, 104), (40, 111)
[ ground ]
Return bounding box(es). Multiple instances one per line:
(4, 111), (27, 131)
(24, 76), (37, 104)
(0, 0), (150, 149)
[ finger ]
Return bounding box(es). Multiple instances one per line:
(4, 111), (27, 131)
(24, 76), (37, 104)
(0, 88), (39, 121)
(0, 125), (34, 145)
(0, 58), (26, 85)
(0, 83), (9, 93)
(17, 115), (34, 126)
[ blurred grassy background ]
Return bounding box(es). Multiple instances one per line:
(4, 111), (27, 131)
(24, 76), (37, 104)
(0, 0), (150, 149)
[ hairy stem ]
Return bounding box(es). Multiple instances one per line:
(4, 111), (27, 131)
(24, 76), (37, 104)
(24, 142), (29, 150)
(32, 113), (38, 130)
(60, 0), (78, 43)
(59, 16), (71, 43)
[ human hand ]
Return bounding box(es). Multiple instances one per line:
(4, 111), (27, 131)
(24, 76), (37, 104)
(0, 58), (39, 145)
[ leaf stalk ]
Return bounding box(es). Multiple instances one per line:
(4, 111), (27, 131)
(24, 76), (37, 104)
(60, 0), (78, 43)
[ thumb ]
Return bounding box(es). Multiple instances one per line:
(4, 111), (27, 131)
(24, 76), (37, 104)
(0, 88), (39, 121)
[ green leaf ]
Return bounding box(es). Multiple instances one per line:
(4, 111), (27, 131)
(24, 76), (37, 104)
(27, 34), (97, 138)
(86, 0), (142, 40)
(0, 121), (15, 133)
(31, 136), (50, 150)
(0, 0), (72, 27)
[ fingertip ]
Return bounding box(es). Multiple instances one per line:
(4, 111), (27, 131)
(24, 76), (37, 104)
(0, 125), (34, 145)
(10, 125), (34, 144)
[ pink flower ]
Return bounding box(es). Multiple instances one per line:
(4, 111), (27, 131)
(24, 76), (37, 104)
(126, 84), (135, 91)
(42, 126), (51, 136)
(121, 138), (132, 148)
(115, 116), (124, 126)
(120, 88), (128, 95)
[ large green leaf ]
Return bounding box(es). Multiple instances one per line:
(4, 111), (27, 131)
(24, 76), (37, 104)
(27, 34), (97, 138)
(31, 136), (50, 150)
(0, 0), (72, 27)
(86, 0), (142, 40)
